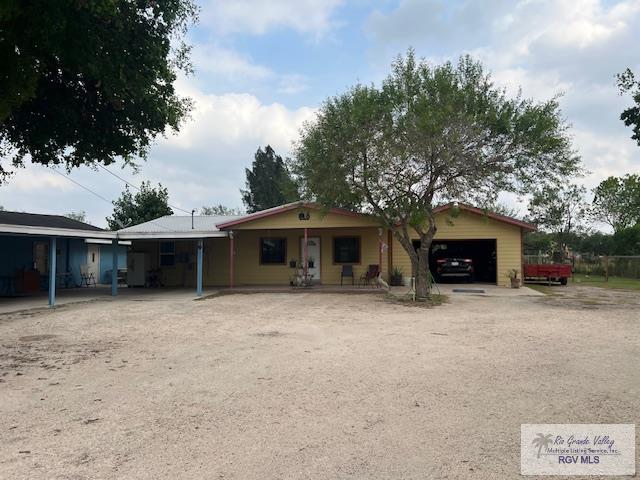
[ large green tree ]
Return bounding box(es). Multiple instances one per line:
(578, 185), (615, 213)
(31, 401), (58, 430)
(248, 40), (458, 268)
(0, 0), (197, 179)
(612, 225), (640, 255)
(106, 181), (173, 230)
(618, 69), (640, 146)
(293, 50), (580, 298)
(242, 145), (298, 213)
(591, 174), (640, 232)
(527, 183), (587, 260)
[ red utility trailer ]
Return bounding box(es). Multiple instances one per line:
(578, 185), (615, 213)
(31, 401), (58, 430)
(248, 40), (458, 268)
(524, 263), (572, 285)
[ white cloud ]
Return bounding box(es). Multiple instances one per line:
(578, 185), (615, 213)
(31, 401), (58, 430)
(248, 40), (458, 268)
(191, 44), (273, 80)
(276, 74), (309, 94)
(201, 0), (344, 37)
(189, 43), (309, 96)
(165, 77), (315, 150)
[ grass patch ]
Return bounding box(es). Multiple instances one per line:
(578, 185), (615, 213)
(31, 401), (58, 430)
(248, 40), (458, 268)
(383, 293), (448, 308)
(572, 274), (640, 291)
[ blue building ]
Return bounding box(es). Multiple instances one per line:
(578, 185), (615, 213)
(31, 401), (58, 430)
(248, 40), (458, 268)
(0, 211), (127, 301)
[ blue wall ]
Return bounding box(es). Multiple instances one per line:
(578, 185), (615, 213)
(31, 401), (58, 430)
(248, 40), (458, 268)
(0, 236), (128, 287)
(0, 236), (87, 290)
(0, 236), (37, 276)
(98, 244), (128, 283)
(66, 239), (88, 286)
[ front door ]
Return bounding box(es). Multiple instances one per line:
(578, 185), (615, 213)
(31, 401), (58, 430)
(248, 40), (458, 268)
(301, 237), (321, 282)
(87, 244), (100, 283)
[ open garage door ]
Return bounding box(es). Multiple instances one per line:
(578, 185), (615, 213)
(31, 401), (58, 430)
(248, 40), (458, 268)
(413, 239), (497, 284)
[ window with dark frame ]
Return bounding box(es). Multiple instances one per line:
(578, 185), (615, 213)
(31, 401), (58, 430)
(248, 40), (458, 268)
(260, 238), (287, 264)
(333, 237), (360, 264)
(159, 241), (175, 266)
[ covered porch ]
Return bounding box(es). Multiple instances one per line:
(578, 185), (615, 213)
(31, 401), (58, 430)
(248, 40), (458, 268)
(221, 226), (391, 288)
(216, 202), (391, 288)
(0, 212), (123, 308)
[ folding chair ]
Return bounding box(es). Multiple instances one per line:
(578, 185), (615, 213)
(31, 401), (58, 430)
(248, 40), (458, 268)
(80, 265), (96, 287)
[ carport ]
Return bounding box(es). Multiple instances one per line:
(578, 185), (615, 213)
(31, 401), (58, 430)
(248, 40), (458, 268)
(116, 215), (235, 296)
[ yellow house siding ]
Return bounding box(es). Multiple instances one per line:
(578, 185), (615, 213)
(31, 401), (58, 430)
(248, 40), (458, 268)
(221, 227), (388, 286)
(228, 207), (381, 230)
(391, 210), (523, 287)
(204, 237), (230, 286)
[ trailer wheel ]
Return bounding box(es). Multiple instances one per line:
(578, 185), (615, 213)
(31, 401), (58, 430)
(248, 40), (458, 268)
(560, 277), (568, 286)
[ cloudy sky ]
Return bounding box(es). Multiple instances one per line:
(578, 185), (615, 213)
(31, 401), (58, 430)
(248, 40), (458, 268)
(1, 0), (639, 227)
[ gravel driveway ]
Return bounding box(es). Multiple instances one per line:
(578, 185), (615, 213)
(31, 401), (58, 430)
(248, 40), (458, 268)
(1, 289), (638, 479)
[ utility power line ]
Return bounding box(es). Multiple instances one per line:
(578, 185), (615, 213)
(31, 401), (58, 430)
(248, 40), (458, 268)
(97, 164), (193, 215)
(52, 169), (112, 204)
(52, 168), (173, 231)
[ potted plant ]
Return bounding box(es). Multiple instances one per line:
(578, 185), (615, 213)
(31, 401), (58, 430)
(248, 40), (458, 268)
(508, 269), (521, 288)
(289, 259), (297, 268)
(307, 256), (315, 268)
(390, 267), (404, 286)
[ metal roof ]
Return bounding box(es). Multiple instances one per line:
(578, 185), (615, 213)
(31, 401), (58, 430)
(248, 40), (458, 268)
(117, 214), (242, 239)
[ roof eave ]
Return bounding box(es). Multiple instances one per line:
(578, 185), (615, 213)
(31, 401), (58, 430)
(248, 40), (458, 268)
(433, 203), (537, 231)
(216, 202), (370, 230)
(0, 223), (115, 239)
(116, 231), (229, 240)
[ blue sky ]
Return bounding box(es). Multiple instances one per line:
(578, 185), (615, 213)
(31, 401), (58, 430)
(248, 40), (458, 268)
(1, 0), (639, 227)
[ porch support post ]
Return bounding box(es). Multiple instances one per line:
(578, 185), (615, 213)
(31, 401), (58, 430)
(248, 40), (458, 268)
(229, 231), (234, 289)
(378, 228), (383, 275)
(48, 237), (57, 307)
(196, 238), (203, 297)
(111, 238), (118, 296)
(303, 227), (308, 278)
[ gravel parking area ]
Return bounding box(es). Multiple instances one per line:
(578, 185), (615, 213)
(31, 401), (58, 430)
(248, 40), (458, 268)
(1, 289), (638, 479)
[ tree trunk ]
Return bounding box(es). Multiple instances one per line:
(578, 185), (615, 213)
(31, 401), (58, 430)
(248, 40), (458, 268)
(415, 231), (434, 299)
(392, 221), (436, 300)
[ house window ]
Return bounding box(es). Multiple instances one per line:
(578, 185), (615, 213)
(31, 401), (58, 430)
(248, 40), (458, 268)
(159, 241), (175, 266)
(260, 238), (287, 264)
(333, 236), (360, 264)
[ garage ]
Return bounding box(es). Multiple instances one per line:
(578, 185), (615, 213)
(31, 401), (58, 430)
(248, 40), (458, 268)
(392, 203), (536, 288)
(429, 239), (497, 283)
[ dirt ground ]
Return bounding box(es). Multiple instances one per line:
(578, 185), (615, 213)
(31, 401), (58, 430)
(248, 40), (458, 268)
(0, 287), (638, 479)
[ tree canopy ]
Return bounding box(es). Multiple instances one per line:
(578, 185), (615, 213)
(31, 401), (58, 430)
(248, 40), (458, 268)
(591, 174), (640, 232)
(618, 68), (640, 146)
(242, 145), (299, 213)
(65, 210), (88, 224)
(200, 204), (243, 216)
(106, 181), (173, 230)
(526, 183), (587, 260)
(293, 50), (580, 297)
(0, 0), (197, 179)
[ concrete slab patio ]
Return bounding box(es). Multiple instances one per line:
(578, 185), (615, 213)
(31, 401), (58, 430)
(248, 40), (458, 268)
(0, 287), (637, 479)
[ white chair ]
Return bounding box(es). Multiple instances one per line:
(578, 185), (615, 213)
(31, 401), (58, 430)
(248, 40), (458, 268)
(80, 265), (96, 287)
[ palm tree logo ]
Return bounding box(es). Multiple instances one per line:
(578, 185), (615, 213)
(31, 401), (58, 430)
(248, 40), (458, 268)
(532, 433), (553, 459)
